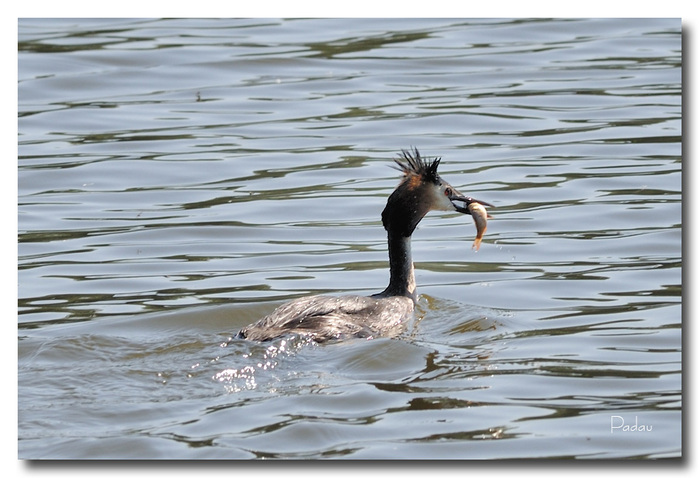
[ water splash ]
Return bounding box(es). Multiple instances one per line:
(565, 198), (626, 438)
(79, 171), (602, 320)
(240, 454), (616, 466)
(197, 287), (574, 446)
(212, 335), (318, 393)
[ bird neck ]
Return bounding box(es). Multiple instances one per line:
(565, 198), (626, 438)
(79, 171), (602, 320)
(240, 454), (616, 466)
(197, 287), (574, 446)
(377, 232), (416, 300)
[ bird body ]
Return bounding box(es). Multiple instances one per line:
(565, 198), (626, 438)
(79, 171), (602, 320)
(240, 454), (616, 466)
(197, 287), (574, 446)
(237, 294), (413, 342)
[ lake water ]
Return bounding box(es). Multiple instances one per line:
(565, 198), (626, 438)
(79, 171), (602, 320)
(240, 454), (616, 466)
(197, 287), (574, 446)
(18, 18), (682, 459)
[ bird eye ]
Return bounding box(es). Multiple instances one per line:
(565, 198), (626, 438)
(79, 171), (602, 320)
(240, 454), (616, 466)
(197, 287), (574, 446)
(444, 187), (452, 197)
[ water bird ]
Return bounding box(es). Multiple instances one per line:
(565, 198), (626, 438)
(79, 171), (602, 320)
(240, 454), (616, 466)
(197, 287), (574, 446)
(236, 148), (492, 342)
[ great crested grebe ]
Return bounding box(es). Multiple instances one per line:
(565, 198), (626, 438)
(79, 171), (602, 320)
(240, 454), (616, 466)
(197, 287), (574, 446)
(236, 148), (492, 342)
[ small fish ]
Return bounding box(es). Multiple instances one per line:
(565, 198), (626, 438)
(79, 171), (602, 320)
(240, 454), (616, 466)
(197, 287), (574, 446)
(468, 202), (491, 251)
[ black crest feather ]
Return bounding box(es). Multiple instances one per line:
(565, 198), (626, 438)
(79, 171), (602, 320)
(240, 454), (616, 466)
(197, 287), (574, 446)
(392, 147), (441, 184)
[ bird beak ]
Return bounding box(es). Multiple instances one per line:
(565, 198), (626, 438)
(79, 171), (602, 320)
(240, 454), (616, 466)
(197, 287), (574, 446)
(449, 192), (493, 214)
